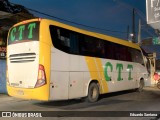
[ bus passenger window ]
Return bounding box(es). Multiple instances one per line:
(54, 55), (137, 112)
(50, 25), (70, 53)
(50, 25), (82, 55)
(57, 29), (70, 47)
(130, 49), (144, 65)
(70, 33), (79, 54)
(80, 36), (105, 58)
(104, 42), (114, 59)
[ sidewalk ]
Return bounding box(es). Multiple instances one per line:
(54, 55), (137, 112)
(0, 93), (9, 97)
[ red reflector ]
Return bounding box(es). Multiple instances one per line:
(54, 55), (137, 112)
(153, 73), (159, 81)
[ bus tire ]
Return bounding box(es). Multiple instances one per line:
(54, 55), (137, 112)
(137, 79), (144, 92)
(86, 82), (99, 103)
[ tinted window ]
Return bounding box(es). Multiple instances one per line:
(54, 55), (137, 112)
(80, 36), (105, 58)
(50, 25), (79, 54)
(129, 48), (144, 65)
(49, 25), (143, 63)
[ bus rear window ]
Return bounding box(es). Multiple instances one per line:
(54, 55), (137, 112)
(8, 22), (40, 45)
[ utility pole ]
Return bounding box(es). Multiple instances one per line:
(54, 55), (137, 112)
(138, 19), (141, 44)
(132, 8), (136, 43)
(127, 25), (129, 40)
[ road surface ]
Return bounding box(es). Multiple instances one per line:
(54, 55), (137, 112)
(0, 86), (160, 120)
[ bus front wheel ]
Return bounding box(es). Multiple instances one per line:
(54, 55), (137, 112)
(86, 82), (99, 103)
(137, 79), (144, 92)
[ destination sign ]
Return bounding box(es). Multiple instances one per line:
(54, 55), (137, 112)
(8, 22), (39, 45)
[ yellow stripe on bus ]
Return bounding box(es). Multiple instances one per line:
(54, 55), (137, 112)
(85, 56), (108, 94)
(95, 58), (109, 93)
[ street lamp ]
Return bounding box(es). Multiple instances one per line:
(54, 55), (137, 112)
(129, 33), (134, 42)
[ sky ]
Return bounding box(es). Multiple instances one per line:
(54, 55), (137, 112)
(8, 0), (155, 41)
(7, 0), (160, 58)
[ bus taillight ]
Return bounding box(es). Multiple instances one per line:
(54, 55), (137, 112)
(35, 64), (46, 88)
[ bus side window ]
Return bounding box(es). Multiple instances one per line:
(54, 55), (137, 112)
(50, 25), (70, 53)
(130, 48), (144, 65)
(114, 44), (121, 60)
(104, 41), (114, 59)
(126, 48), (132, 62)
(70, 33), (79, 54)
(80, 36), (96, 56)
(79, 36), (105, 58)
(98, 40), (105, 58)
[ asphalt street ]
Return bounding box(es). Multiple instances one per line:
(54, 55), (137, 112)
(0, 86), (160, 120)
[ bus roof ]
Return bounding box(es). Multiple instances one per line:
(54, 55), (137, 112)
(12, 18), (140, 50)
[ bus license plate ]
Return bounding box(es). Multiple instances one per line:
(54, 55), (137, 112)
(17, 90), (24, 95)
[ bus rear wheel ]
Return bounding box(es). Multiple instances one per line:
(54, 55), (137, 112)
(86, 82), (99, 103)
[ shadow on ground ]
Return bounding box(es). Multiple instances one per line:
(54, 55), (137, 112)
(33, 89), (135, 110)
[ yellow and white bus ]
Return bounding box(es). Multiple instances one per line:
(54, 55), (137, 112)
(7, 18), (149, 102)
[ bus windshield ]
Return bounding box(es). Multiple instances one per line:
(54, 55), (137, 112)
(8, 21), (40, 45)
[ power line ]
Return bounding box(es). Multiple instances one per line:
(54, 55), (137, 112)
(11, 1), (157, 39)
(10, 2), (128, 35)
(25, 4), (154, 39)
(28, 8), (128, 34)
